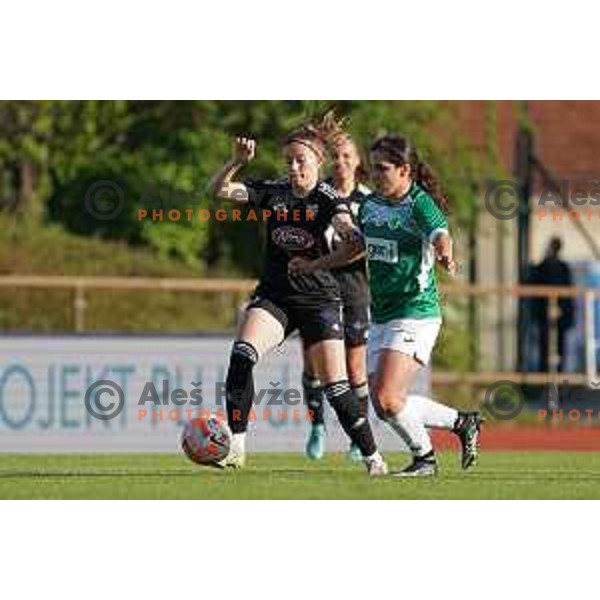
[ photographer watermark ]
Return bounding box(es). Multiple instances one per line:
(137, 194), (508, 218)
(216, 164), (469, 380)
(485, 177), (600, 221)
(482, 380), (526, 420)
(483, 377), (600, 422)
(83, 180), (318, 223)
(137, 207), (316, 223)
(85, 181), (126, 221)
(84, 379), (316, 423)
(84, 379), (126, 421)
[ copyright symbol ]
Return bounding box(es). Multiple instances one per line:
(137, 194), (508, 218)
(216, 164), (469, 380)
(484, 180), (521, 221)
(483, 380), (525, 421)
(85, 180), (125, 221)
(85, 380), (125, 421)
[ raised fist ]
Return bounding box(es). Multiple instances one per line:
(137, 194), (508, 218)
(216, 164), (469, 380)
(234, 137), (256, 164)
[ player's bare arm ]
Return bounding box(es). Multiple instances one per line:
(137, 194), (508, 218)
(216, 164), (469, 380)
(432, 230), (457, 276)
(288, 213), (364, 275)
(207, 137), (256, 203)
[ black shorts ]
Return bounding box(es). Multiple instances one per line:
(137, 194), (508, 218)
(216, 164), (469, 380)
(342, 301), (369, 348)
(247, 294), (344, 347)
(334, 271), (369, 347)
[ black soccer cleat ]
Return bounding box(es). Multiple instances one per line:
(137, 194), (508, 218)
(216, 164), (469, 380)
(392, 451), (438, 478)
(454, 412), (482, 470)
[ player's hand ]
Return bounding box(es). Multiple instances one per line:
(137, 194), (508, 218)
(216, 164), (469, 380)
(288, 257), (316, 275)
(436, 254), (457, 277)
(233, 137), (256, 164)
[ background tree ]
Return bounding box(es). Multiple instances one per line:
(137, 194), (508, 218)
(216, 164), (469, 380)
(0, 100), (488, 273)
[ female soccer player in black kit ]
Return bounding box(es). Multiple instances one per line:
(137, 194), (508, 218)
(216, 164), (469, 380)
(208, 125), (387, 476)
(303, 119), (371, 461)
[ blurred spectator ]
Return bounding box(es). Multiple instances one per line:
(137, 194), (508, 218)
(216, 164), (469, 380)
(530, 237), (575, 372)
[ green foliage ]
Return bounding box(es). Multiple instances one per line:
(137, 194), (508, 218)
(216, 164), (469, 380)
(0, 215), (236, 332)
(142, 219), (208, 268)
(0, 101), (496, 337)
(0, 100), (489, 271)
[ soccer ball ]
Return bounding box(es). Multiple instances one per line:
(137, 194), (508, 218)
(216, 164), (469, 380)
(181, 415), (231, 465)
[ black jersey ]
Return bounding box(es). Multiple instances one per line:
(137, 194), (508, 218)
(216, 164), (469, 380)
(324, 183), (370, 306)
(245, 178), (351, 303)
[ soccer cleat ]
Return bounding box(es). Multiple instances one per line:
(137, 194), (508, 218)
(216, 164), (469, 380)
(306, 424), (326, 460)
(215, 448), (246, 469)
(347, 442), (363, 462)
(454, 412), (482, 470)
(392, 453), (438, 478)
(365, 453), (388, 477)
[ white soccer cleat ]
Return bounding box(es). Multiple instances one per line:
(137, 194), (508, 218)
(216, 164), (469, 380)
(215, 432), (246, 469)
(365, 453), (388, 477)
(216, 448), (246, 469)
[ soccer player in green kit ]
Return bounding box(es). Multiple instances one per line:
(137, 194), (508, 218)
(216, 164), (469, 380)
(289, 130), (481, 477)
(362, 134), (481, 476)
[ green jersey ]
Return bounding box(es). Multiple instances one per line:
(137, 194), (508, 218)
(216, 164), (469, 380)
(359, 182), (448, 323)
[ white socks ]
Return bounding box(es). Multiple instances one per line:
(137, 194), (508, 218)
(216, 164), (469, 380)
(408, 394), (458, 429)
(384, 395), (458, 457)
(385, 400), (433, 457)
(231, 432), (246, 455)
(364, 450), (385, 464)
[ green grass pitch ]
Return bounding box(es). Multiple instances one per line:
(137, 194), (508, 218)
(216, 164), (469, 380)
(1, 452), (600, 499)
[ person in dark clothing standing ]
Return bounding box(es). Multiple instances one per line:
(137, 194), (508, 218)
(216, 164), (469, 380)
(531, 237), (575, 372)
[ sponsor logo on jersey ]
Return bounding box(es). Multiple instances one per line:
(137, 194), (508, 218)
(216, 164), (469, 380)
(362, 201), (415, 234)
(366, 237), (398, 264)
(389, 213), (403, 230)
(272, 226), (315, 251)
(362, 204), (390, 228)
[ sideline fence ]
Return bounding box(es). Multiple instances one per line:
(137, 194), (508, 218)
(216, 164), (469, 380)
(0, 276), (595, 387)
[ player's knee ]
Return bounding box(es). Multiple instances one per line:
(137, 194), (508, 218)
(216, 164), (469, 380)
(225, 340), (259, 392)
(372, 385), (407, 418)
(371, 390), (388, 419)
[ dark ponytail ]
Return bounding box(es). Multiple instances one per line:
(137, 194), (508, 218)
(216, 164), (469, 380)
(414, 160), (449, 214)
(370, 134), (449, 214)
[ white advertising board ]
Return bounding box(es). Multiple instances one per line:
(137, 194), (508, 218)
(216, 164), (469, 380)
(0, 335), (430, 452)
